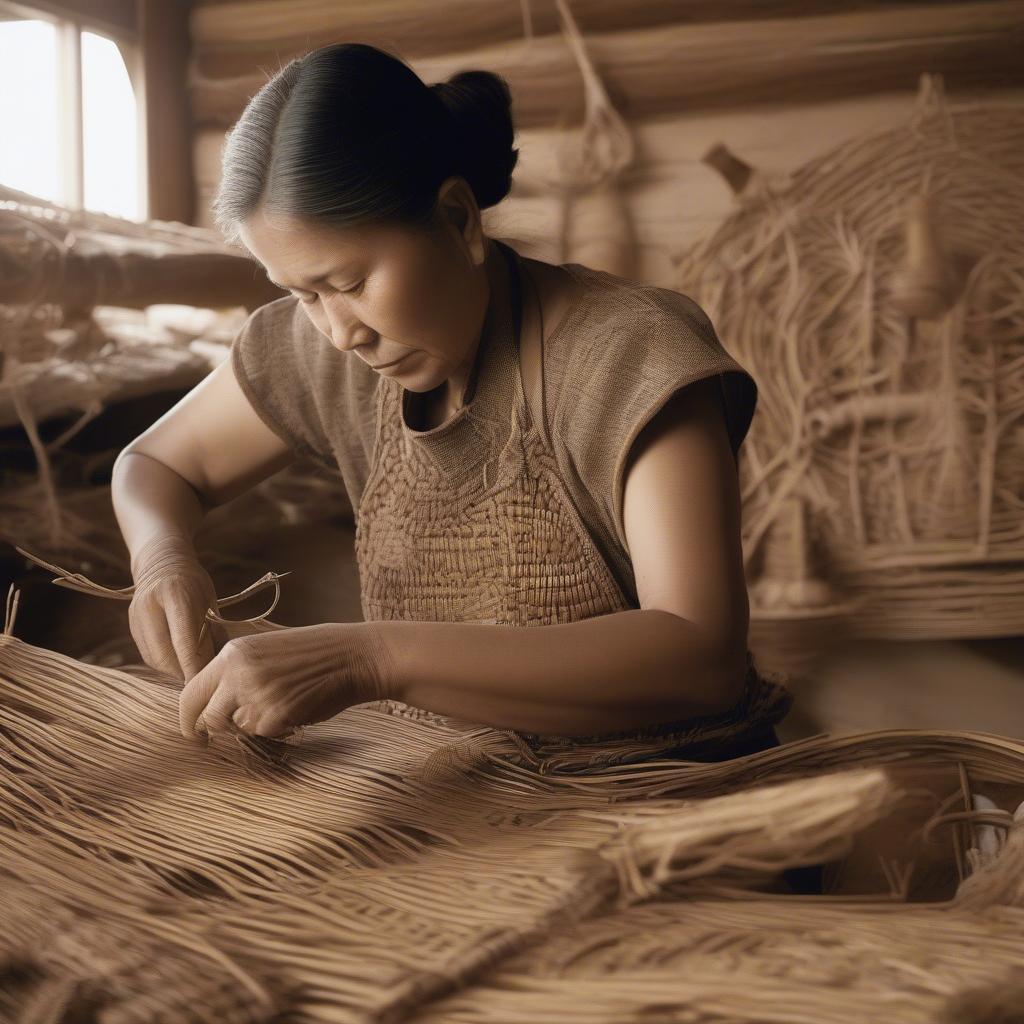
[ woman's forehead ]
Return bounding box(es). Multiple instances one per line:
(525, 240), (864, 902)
(242, 210), (378, 253)
(240, 214), (395, 284)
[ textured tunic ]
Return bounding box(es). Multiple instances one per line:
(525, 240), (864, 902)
(230, 240), (792, 765)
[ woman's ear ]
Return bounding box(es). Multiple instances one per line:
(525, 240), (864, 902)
(436, 176), (485, 267)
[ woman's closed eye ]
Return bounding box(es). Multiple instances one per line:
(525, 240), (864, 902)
(296, 280), (365, 303)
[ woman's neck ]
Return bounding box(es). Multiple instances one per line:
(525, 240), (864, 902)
(440, 237), (513, 415)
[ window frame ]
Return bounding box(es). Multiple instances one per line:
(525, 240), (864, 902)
(0, 0), (145, 217)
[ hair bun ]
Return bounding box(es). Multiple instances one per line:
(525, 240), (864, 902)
(212, 44), (520, 243)
(430, 71), (519, 209)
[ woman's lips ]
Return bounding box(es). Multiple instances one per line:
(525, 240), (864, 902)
(372, 352), (411, 370)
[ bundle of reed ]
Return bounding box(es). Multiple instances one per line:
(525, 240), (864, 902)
(675, 74), (1024, 647)
(0, 184), (240, 252)
(3, 581), (1024, 1023)
(0, 188), (282, 314)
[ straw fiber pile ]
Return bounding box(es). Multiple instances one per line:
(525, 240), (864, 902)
(0, 186), (349, 597)
(3, 575), (1024, 1023)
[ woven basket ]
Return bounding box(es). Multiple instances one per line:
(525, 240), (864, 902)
(677, 74), (1024, 663)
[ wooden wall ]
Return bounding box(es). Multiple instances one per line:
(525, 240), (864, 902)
(185, 0), (1024, 287)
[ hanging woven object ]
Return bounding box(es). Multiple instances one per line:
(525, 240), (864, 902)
(675, 73), (1024, 647)
(530, 0), (638, 278)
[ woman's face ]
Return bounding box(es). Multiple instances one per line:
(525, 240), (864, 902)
(238, 179), (490, 390)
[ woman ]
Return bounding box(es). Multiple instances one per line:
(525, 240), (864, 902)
(111, 43), (798, 786)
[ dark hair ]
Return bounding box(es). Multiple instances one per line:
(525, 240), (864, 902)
(211, 42), (519, 246)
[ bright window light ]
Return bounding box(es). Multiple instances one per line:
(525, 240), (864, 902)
(82, 30), (139, 219)
(0, 17), (141, 219)
(0, 19), (61, 201)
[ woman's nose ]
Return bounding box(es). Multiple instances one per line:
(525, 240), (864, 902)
(323, 302), (373, 353)
(330, 329), (374, 354)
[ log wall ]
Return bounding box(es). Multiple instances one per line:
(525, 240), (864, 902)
(186, 0), (1024, 287)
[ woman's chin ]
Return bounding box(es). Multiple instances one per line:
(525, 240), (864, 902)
(390, 354), (444, 390)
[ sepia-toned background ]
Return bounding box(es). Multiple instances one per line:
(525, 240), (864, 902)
(1, 0), (1022, 744)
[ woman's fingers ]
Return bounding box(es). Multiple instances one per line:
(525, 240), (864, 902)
(127, 538), (221, 683)
(196, 689), (238, 737)
(151, 632), (187, 679)
(197, 617), (218, 666)
(129, 603), (183, 679)
(179, 652), (226, 738)
(128, 569), (220, 682)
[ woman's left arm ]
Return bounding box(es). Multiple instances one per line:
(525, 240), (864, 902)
(377, 376), (752, 737)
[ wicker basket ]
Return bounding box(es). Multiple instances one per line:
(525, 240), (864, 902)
(677, 75), (1024, 669)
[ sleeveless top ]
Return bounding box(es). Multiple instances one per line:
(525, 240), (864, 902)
(348, 240), (792, 763)
(14, 241), (793, 771)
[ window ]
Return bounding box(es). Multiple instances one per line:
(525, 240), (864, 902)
(0, 2), (143, 219)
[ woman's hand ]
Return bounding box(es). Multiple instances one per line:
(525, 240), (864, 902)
(178, 622), (398, 740)
(128, 533), (220, 683)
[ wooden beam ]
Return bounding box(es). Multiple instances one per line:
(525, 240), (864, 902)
(189, 0), (990, 79)
(1, 249), (284, 310)
(188, 2), (1024, 131)
(138, 0), (195, 223)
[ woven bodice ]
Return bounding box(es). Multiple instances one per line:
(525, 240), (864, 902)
(354, 262), (630, 628)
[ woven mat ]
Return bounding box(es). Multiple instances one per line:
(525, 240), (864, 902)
(3, 631), (1024, 1023)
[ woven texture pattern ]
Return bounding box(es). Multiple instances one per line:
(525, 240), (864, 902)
(3, 629), (1024, 1023)
(356, 387), (628, 625)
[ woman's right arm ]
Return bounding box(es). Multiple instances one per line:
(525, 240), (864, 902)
(112, 355), (298, 680)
